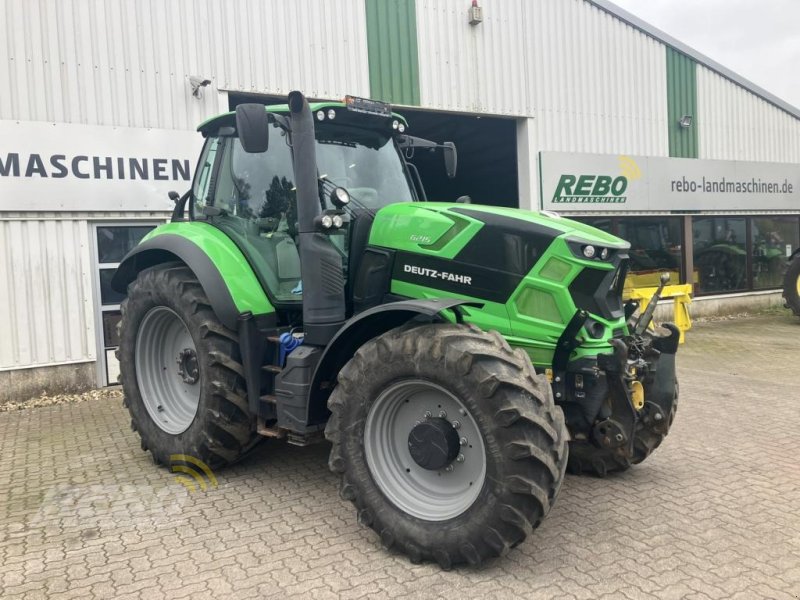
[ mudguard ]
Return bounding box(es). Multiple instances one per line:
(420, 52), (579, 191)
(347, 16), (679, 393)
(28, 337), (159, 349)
(307, 299), (482, 424)
(111, 226), (273, 330)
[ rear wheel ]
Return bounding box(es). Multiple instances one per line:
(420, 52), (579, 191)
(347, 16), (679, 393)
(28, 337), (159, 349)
(118, 264), (260, 469)
(783, 255), (800, 316)
(325, 323), (568, 567)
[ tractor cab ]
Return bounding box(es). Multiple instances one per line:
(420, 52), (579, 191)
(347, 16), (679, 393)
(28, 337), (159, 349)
(186, 98), (452, 314)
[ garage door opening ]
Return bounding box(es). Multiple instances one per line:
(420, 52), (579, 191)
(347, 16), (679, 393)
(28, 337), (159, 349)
(396, 109), (518, 208)
(227, 93), (519, 208)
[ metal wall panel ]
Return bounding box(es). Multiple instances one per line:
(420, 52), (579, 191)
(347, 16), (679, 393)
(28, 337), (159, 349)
(416, 0), (669, 157)
(697, 65), (800, 163)
(0, 0), (370, 129)
(666, 48), (698, 158)
(366, 0), (420, 105)
(0, 217), (95, 370)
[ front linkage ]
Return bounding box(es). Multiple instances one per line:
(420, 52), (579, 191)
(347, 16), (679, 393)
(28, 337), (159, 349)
(554, 302), (680, 475)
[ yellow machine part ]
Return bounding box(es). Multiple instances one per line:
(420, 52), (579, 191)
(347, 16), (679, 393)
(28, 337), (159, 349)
(623, 282), (693, 343)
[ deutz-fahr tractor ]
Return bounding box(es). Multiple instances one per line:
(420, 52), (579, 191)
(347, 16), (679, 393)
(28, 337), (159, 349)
(112, 91), (680, 567)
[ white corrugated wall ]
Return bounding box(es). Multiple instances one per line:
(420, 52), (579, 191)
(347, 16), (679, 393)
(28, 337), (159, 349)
(697, 65), (800, 163)
(0, 217), (95, 370)
(416, 0), (669, 157)
(0, 212), (168, 371)
(0, 0), (370, 129)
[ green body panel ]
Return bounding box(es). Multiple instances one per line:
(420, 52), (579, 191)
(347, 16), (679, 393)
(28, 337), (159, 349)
(143, 222), (274, 316)
(369, 202), (630, 368)
(365, 0), (421, 105)
(666, 48), (698, 158)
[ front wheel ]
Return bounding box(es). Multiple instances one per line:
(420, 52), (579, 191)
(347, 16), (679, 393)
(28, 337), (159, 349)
(118, 264), (260, 469)
(325, 323), (568, 568)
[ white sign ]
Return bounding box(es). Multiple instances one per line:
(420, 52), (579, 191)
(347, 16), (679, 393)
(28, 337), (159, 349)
(540, 151), (800, 212)
(0, 121), (203, 212)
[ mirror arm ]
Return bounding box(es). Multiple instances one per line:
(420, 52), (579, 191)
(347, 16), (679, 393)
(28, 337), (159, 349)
(170, 189), (192, 222)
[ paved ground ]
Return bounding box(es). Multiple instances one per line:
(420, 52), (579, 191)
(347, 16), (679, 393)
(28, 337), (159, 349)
(1, 314), (799, 600)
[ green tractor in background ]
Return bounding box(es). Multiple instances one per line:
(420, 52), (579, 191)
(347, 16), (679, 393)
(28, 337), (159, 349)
(112, 91), (680, 567)
(784, 251), (800, 316)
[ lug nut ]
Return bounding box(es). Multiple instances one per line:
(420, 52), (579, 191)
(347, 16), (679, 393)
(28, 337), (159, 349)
(438, 410), (447, 418)
(456, 454), (465, 463)
(555, 392), (562, 398)
(554, 376), (561, 383)
(460, 437), (467, 446)
(459, 409), (466, 416)
(452, 420), (461, 429)
(654, 413), (663, 422)
(444, 465), (454, 472)
(424, 411), (432, 419)
(615, 433), (624, 442)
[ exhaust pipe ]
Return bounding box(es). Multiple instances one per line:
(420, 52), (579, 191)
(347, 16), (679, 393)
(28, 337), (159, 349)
(288, 91), (346, 345)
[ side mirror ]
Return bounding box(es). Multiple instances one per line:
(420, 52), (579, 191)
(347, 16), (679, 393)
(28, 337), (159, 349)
(443, 142), (457, 179)
(168, 190), (180, 204)
(235, 103), (269, 153)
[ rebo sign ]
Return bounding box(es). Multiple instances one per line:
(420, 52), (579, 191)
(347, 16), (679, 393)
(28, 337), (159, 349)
(0, 120), (202, 212)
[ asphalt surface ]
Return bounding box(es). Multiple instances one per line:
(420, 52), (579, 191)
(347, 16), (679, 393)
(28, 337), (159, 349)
(1, 313), (799, 599)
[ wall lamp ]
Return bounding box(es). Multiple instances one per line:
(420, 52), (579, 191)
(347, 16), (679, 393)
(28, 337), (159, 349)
(678, 115), (693, 128)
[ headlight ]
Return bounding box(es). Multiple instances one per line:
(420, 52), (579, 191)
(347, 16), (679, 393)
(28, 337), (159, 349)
(600, 248), (609, 260)
(327, 109), (336, 120)
(582, 245), (596, 259)
(392, 119), (399, 130)
(320, 214), (333, 229)
(316, 110), (325, 121)
(398, 123), (406, 132)
(332, 215), (344, 228)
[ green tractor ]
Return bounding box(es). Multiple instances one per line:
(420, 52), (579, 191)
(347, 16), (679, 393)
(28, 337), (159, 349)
(784, 250), (800, 316)
(112, 92), (680, 567)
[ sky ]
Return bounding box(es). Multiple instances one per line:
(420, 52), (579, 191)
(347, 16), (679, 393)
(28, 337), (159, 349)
(610, 0), (800, 109)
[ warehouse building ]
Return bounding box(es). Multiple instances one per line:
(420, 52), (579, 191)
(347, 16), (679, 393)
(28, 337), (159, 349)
(1, 0), (798, 400)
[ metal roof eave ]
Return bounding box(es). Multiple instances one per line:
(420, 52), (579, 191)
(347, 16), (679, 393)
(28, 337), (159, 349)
(587, 0), (800, 121)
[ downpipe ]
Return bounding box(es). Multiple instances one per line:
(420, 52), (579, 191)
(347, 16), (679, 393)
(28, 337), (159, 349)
(288, 91), (346, 346)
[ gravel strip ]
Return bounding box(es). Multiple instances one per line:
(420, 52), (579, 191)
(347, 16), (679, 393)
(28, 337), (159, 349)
(0, 386), (123, 413)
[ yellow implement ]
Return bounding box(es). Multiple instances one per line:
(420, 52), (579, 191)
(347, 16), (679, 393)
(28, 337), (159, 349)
(624, 282), (693, 343)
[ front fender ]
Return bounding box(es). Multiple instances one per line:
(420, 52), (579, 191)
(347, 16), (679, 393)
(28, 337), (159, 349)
(111, 222), (273, 330)
(307, 298), (482, 425)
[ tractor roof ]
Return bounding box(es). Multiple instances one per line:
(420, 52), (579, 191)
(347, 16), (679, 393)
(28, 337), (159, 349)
(197, 101), (408, 135)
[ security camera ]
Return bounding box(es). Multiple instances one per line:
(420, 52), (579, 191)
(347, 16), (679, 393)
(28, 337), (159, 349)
(189, 76), (212, 98)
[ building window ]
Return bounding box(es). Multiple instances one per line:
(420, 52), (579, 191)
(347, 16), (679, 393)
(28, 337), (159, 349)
(570, 216), (684, 286)
(692, 216), (748, 294)
(92, 223), (158, 386)
(617, 217), (683, 286)
(751, 216), (800, 290)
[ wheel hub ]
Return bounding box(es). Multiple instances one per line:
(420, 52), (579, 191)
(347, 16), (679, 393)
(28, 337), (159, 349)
(177, 348), (199, 384)
(407, 418), (460, 470)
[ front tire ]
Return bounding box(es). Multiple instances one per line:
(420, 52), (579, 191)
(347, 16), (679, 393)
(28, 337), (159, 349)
(118, 264), (259, 469)
(325, 323), (568, 568)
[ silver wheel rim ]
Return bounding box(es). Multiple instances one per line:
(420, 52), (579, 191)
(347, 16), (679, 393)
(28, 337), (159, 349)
(135, 307), (201, 435)
(364, 379), (486, 521)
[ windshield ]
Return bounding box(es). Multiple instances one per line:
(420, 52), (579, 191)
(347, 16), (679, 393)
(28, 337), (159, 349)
(314, 124), (415, 207)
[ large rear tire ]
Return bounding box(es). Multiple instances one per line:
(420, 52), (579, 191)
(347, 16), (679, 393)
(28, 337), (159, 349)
(118, 264), (260, 469)
(325, 323), (568, 568)
(783, 255), (800, 316)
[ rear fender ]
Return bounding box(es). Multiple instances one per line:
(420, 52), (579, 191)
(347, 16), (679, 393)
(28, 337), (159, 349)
(111, 227), (273, 330)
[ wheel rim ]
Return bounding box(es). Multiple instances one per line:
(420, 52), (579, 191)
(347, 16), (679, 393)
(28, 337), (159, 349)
(135, 307), (201, 435)
(364, 379), (486, 521)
